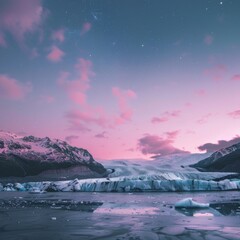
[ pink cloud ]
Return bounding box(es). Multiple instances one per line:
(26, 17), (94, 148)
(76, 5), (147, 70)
(0, 74), (31, 100)
(165, 130), (179, 139)
(151, 110), (181, 124)
(80, 22), (92, 36)
(47, 46), (65, 62)
(58, 58), (94, 105)
(151, 116), (168, 123)
(112, 87), (137, 124)
(231, 74), (240, 81)
(65, 87), (137, 131)
(204, 64), (227, 81)
(0, 0), (46, 44)
(65, 135), (79, 143)
(138, 133), (188, 156)
(204, 34), (214, 45)
(65, 106), (111, 132)
(66, 108), (109, 127)
(228, 110), (240, 119)
(67, 120), (91, 132)
(52, 28), (65, 42)
(95, 131), (107, 139)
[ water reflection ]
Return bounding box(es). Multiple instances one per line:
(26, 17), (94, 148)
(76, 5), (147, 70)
(95, 206), (159, 215)
(176, 202), (240, 217)
(210, 202), (240, 216)
(175, 207), (221, 217)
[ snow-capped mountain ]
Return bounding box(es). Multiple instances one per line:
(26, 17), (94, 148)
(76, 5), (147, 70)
(0, 131), (107, 181)
(190, 142), (240, 172)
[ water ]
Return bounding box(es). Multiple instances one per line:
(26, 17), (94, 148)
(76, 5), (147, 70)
(0, 191), (240, 240)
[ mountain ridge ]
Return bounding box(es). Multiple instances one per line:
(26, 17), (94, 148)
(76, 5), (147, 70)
(190, 142), (240, 172)
(0, 131), (107, 181)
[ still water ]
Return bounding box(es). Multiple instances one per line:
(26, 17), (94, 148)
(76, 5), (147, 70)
(0, 191), (239, 240)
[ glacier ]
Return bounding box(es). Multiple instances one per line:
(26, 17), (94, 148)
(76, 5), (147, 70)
(1, 173), (240, 192)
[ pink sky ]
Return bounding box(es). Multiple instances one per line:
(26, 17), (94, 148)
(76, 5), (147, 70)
(1, 0), (240, 160)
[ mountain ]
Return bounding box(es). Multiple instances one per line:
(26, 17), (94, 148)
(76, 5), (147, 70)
(190, 142), (240, 172)
(0, 131), (107, 181)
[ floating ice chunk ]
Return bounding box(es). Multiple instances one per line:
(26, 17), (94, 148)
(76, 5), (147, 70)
(29, 187), (46, 194)
(175, 198), (209, 208)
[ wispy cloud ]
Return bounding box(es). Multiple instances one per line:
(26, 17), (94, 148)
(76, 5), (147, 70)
(65, 106), (110, 130)
(51, 28), (65, 42)
(95, 131), (107, 139)
(151, 110), (181, 124)
(0, 74), (31, 100)
(58, 58), (94, 105)
(204, 64), (227, 81)
(228, 109), (240, 119)
(47, 46), (65, 62)
(231, 74), (240, 81)
(0, 0), (47, 45)
(65, 87), (137, 131)
(65, 135), (79, 143)
(80, 22), (92, 36)
(112, 87), (137, 125)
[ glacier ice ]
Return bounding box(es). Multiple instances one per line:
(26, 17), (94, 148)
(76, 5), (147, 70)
(0, 175), (239, 192)
(175, 198), (209, 208)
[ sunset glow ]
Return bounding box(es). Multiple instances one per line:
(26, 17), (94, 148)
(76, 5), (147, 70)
(1, 0), (240, 160)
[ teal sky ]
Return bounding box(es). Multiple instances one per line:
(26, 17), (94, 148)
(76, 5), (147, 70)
(1, 0), (240, 160)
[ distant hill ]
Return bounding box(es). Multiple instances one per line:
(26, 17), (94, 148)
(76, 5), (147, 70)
(190, 142), (240, 172)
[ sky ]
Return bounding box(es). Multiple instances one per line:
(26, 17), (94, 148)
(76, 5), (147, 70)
(0, 0), (240, 160)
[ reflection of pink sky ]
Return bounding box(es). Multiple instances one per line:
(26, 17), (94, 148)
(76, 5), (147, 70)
(95, 206), (159, 215)
(193, 212), (214, 217)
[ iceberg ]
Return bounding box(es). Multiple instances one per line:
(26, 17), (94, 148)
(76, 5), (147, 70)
(175, 198), (209, 208)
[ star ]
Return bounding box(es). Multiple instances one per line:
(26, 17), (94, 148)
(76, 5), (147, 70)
(141, 44), (145, 47)
(220, 1), (223, 5)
